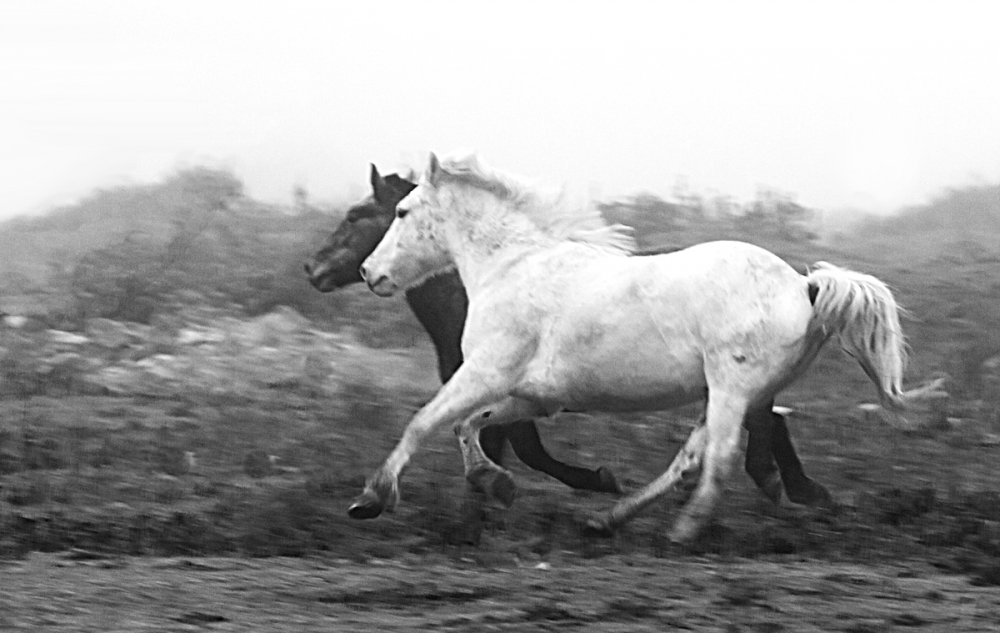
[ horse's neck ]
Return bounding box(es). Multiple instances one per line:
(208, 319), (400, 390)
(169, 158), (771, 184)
(447, 205), (554, 296)
(404, 272), (468, 383)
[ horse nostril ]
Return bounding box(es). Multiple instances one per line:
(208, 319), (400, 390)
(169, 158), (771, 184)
(359, 264), (369, 282)
(303, 262), (313, 275)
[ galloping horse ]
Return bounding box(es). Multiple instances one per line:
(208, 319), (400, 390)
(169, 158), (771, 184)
(353, 152), (943, 543)
(305, 165), (831, 519)
(304, 166), (621, 499)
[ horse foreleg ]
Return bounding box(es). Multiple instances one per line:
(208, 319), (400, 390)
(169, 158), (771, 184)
(669, 391), (748, 544)
(455, 398), (546, 508)
(506, 420), (622, 494)
(348, 365), (507, 520)
(586, 422), (707, 535)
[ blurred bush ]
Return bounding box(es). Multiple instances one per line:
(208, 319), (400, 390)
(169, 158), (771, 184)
(1, 167), (426, 347)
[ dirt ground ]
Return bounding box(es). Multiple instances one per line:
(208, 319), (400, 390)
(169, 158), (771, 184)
(3, 336), (1000, 632)
(2, 552), (999, 632)
(3, 388), (1000, 632)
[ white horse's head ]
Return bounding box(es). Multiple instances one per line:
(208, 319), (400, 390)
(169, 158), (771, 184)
(360, 150), (635, 296)
(360, 152), (454, 296)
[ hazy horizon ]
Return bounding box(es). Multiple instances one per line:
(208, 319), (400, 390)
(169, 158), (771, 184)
(2, 1), (999, 220)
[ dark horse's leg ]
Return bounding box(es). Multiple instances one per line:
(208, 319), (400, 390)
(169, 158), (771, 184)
(465, 420), (620, 495)
(504, 420), (621, 493)
(769, 413), (833, 507)
(743, 406), (784, 504)
(743, 404), (832, 508)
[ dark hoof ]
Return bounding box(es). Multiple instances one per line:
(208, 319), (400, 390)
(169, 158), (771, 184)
(487, 470), (517, 507)
(785, 479), (834, 509)
(582, 514), (616, 538)
(596, 466), (623, 494)
(347, 490), (385, 520)
(470, 466), (517, 508)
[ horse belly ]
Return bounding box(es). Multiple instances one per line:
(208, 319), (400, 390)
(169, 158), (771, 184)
(514, 318), (706, 413)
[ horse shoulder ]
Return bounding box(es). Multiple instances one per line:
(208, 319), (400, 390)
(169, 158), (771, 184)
(462, 290), (543, 366)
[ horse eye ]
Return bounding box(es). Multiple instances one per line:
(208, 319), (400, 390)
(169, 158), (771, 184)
(396, 208), (409, 219)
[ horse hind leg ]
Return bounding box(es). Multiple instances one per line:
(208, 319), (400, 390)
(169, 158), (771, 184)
(673, 405), (830, 509)
(745, 402), (833, 508)
(743, 404), (785, 505)
(586, 422), (707, 535)
(769, 411), (833, 508)
(672, 411), (708, 506)
(669, 391), (749, 544)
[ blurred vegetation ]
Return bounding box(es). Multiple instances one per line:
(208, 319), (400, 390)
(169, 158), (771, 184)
(1, 168), (999, 571)
(0, 168), (426, 347)
(598, 186), (819, 249)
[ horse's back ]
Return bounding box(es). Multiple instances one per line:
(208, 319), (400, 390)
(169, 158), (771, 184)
(644, 240), (813, 342)
(507, 241), (814, 410)
(565, 240), (805, 314)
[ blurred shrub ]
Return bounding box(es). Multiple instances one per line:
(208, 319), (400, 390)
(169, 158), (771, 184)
(32, 167), (428, 347)
(598, 187), (818, 250)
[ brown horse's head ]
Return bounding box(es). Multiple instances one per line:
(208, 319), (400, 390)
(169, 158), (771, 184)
(304, 165), (417, 292)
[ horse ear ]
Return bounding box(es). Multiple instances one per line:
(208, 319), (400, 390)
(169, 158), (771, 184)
(427, 153), (441, 185)
(384, 174), (418, 194)
(370, 163), (386, 201)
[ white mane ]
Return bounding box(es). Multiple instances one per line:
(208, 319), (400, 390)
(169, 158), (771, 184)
(435, 153), (636, 255)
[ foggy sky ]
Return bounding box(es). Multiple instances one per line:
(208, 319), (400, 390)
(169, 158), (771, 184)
(2, 0), (999, 219)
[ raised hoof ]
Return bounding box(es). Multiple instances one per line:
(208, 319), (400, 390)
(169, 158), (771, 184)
(487, 470), (518, 507)
(785, 479), (834, 509)
(582, 514), (616, 538)
(596, 466), (623, 494)
(470, 466), (518, 508)
(347, 490), (385, 520)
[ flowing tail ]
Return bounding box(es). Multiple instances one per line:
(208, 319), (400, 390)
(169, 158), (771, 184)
(806, 262), (946, 412)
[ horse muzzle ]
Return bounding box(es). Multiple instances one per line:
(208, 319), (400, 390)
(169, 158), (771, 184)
(359, 264), (397, 297)
(303, 261), (336, 292)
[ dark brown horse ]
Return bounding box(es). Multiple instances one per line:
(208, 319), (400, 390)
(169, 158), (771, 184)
(304, 166), (831, 523)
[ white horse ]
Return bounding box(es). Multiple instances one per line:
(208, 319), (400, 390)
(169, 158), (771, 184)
(353, 151), (943, 543)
